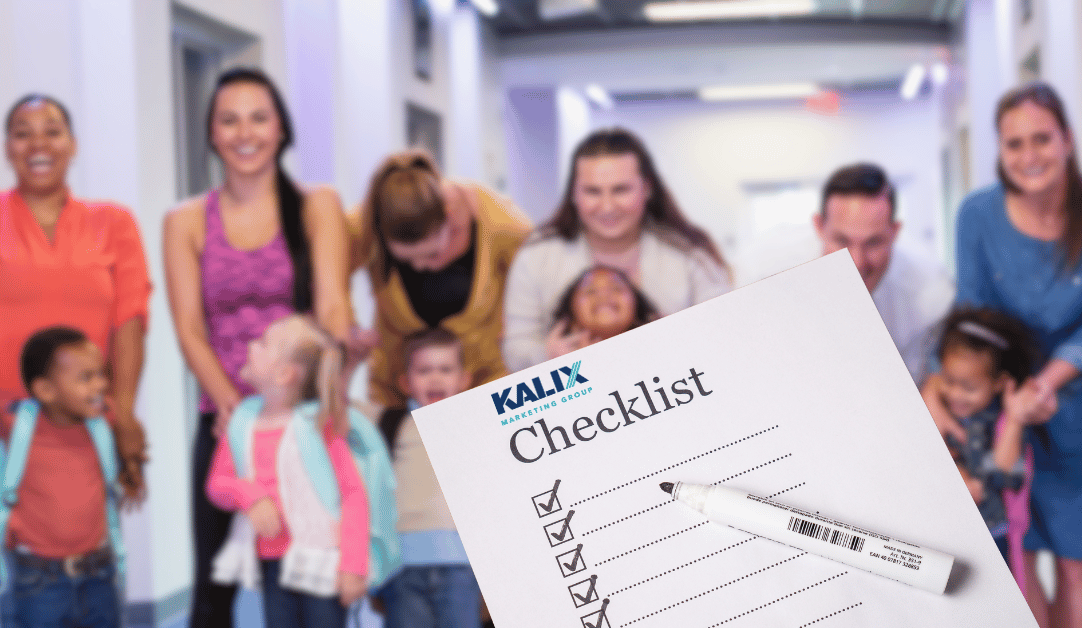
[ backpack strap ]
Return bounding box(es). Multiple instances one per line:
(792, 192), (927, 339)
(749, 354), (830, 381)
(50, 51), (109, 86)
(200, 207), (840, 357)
(346, 406), (401, 588)
(84, 416), (125, 584)
(0, 400), (40, 588)
(291, 401), (341, 517)
(228, 397), (265, 478)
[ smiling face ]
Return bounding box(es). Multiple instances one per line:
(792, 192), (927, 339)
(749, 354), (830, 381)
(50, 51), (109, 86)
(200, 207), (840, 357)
(570, 267), (637, 340)
(401, 343), (470, 407)
(939, 345), (1006, 420)
(209, 81), (283, 178)
(34, 341), (108, 422)
(573, 153), (651, 249)
(814, 193), (899, 293)
(998, 100), (1074, 198)
(5, 99), (76, 195)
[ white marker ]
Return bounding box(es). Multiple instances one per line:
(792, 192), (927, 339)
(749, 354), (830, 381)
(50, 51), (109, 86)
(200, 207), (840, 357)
(661, 481), (954, 594)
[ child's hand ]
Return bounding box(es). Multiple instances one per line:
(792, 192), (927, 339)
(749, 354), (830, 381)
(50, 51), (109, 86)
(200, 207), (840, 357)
(963, 473), (985, 503)
(920, 373), (967, 442)
(956, 465), (985, 503)
(246, 497), (281, 538)
(546, 319), (590, 359)
(338, 571), (367, 607)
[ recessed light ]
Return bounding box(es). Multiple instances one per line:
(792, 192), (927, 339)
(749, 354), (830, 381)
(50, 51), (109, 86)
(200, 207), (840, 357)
(699, 82), (820, 102)
(644, 0), (816, 22)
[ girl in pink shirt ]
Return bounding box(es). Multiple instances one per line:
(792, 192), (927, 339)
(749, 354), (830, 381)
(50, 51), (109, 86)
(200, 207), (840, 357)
(207, 315), (368, 627)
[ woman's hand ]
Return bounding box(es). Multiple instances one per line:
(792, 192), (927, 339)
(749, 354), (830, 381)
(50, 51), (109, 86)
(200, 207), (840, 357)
(112, 411), (149, 509)
(212, 390), (242, 438)
(344, 325), (379, 374)
(247, 497), (281, 538)
(546, 319), (591, 360)
(338, 571), (367, 607)
(1009, 377), (1058, 425)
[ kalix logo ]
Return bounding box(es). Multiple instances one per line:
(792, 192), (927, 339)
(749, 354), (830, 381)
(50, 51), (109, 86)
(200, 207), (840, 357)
(492, 361), (589, 415)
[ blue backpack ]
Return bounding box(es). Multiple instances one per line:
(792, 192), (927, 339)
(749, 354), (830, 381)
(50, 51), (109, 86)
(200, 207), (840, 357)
(227, 397), (401, 588)
(0, 400), (124, 589)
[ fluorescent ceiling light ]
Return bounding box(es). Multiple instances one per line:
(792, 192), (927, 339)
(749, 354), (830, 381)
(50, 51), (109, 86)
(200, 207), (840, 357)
(585, 84), (614, 109)
(900, 64), (926, 100)
(470, 0), (499, 17)
(539, 0), (600, 20)
(699, 82), (820, 102)
(644, 0), (816, 22)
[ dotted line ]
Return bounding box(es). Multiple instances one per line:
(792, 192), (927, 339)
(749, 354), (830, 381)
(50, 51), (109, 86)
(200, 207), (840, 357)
(583, 502), (670, 535)
(596, 523), (709, 565)
(619, 553), (806, 626)
(767, 482), (805, 499)
(569, 426), (780, 506)
(609, 538), (756, 595)
(714, 454), (791, 484)
(797, 602), (864, 627)
(707, 572), (849, 626)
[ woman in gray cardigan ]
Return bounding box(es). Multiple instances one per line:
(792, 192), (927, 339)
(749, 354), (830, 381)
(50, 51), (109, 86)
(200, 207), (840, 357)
(502, 128), (731, 372)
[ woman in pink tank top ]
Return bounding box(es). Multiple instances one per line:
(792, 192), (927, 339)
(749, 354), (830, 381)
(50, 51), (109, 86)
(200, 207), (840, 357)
(163, 68), (355, 628)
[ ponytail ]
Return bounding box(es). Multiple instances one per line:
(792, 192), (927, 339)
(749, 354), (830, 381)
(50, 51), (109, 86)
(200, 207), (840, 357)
(277, 169), (313, 312)
(288, 315), (347, 434)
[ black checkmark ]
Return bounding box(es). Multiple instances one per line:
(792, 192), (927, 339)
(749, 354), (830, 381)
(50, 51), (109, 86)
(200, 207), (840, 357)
(537, 479), (561, 513)
(573, 575), (598, 604)
(562, 544), (584, 571)
(550, 510), (576, 541)
(582, 598), (609, 628)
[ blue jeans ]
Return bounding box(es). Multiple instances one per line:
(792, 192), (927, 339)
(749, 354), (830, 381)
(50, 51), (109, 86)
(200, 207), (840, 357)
(260, 559), (346, 628)
(10, 554), (119, 628)
(380, 565), (480, 628)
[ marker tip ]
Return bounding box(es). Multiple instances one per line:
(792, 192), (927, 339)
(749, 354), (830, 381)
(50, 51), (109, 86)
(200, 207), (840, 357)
(660, 482), (674, 494)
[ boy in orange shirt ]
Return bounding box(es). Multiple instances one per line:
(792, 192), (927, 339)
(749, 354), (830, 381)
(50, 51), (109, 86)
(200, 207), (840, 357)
(1, 327), (123, 627)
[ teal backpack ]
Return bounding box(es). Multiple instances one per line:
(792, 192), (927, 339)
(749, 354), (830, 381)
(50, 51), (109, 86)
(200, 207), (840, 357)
(227, 397), (401, 588)
(0, 400), (124, 589)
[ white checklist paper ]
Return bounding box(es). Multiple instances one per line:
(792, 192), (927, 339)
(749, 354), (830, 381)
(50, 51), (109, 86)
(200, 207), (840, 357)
(412, 252), (1037, 628)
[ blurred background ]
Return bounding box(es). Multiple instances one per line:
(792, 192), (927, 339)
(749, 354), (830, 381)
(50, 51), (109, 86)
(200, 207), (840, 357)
(0, 0), (1070, 625)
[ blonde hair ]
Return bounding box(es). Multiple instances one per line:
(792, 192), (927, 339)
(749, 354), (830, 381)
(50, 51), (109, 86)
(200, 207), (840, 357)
(277, 314), (347, 434)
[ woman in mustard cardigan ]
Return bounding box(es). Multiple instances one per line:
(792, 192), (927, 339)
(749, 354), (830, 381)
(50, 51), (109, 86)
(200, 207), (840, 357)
(349, 151), (532, 409)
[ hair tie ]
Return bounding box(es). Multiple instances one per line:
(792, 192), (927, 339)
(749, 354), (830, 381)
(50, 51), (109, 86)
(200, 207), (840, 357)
(958, 321), (1009, 350)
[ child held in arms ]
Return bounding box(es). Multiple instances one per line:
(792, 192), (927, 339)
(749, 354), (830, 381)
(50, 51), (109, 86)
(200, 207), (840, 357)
(546, 265), (660, 358)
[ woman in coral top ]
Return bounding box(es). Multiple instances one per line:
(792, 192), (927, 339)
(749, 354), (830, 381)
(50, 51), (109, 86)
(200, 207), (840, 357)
(163, 68), (356, 628)
(0, 94), (152, 500)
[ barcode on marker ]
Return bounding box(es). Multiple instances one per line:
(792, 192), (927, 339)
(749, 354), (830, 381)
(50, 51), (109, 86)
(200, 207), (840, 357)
(787, 516), (866, 552)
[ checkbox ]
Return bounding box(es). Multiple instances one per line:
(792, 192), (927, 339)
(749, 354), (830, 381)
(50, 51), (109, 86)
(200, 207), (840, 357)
(568, 575), (599, 608)
(556, 543), (587, 577)
(544, 509), (576, 547)
(580, 598), (610, 628)
(532, 479), (562, 518)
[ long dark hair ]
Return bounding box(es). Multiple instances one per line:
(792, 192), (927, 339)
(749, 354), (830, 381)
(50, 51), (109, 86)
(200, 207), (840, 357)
(207, 67), (312, 312)
(995, 82), (1082, 268)
(544, 127), (726, 268)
